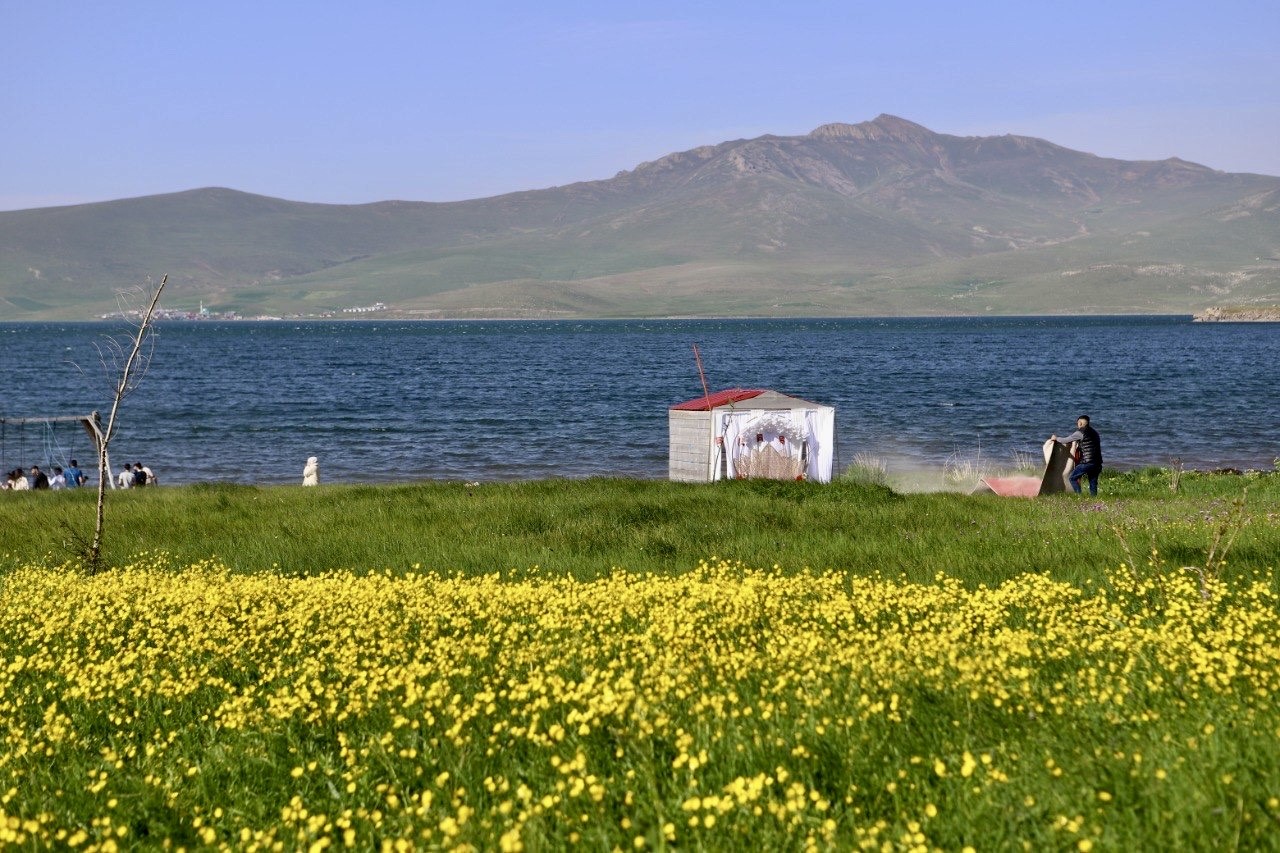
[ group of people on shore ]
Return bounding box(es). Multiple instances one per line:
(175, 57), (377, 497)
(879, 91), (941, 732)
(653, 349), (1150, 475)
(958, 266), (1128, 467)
(116, 462), (158, 488)
(3, 459), (88, 491)
(3, 459), (161, 491)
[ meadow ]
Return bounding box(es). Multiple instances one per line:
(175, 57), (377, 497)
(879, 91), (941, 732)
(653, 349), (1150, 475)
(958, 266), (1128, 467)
(1, 469), (1278, 850)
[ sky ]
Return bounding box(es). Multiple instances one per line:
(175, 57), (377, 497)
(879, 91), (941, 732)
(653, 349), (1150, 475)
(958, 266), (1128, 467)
(3, 0), (1278, 212)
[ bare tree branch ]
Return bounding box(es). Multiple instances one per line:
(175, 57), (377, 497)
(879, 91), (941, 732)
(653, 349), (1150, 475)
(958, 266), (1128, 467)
(88, 275), (168, 570)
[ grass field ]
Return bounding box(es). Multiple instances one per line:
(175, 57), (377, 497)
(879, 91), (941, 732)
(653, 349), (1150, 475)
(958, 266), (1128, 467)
(1, 470), (1278, 849)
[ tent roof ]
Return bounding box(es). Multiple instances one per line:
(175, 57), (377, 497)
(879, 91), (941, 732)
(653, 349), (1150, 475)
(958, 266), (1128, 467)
(670, 388), (765, 411)
(670, 388), (831, 412)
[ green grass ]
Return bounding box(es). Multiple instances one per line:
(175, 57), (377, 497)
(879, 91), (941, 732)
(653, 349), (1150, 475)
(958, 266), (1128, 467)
(4, 469), (1277, 585)
(2, 472), (1279, 849)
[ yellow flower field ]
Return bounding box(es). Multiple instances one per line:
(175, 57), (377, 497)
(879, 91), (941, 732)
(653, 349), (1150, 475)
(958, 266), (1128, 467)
(1, 554), (1278, 850)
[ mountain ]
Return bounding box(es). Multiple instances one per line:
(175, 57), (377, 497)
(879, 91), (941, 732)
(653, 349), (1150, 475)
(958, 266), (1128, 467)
(2, 114), (1278, 319)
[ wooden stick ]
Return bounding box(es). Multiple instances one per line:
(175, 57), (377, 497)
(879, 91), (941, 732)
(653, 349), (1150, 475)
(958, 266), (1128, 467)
(692, 343), (712, 410)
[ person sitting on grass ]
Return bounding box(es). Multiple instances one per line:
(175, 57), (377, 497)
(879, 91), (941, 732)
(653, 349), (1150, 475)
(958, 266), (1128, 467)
(1050, 414), (1104, 497)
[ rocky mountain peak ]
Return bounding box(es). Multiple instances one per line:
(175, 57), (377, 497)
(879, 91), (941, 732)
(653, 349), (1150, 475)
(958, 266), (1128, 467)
(809, 114), (934, 143)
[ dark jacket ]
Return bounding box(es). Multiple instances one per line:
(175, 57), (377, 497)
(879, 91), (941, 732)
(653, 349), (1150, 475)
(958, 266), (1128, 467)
(1079, 425), (1102, 465)
(1061, 426), (1103, 465)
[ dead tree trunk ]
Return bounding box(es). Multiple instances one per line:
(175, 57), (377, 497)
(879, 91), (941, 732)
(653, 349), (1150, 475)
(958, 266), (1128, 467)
(89, 275), (168, 570)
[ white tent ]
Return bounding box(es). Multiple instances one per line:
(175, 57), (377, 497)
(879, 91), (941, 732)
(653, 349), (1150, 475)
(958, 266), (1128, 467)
(668, 389), (836, 484)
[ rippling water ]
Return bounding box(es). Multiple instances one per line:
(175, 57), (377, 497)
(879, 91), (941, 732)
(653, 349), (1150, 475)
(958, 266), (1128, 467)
(1, 317), (1276, 485)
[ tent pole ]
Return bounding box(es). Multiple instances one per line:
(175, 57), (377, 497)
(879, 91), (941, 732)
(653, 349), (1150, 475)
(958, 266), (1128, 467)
(692, 344), (712, 410)
(692, 344), (716, 481)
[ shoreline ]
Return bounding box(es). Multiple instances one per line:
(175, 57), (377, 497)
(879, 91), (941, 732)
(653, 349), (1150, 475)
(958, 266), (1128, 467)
(1193, 306), (1280, 322)
(26, 463), (1275, 492)
(4, 312), (1203, 325)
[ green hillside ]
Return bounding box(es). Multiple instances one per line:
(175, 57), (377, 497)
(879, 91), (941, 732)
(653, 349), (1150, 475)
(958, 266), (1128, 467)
(2, 115), (1278, 319)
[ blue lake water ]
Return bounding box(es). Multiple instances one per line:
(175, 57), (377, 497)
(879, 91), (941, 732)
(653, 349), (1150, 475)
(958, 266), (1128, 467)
(1, 317), (1276, 486)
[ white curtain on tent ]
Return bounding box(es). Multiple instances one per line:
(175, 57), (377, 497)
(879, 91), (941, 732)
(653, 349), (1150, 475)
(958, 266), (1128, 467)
(719, 408), (834, 484)
(805, 408), (835, 483)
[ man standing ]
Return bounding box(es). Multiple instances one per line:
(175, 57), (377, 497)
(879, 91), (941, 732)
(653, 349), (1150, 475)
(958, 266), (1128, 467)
(64, 459), (85, 487)
(1051, 415), (1103, 496)
(29, 465), (50, 490)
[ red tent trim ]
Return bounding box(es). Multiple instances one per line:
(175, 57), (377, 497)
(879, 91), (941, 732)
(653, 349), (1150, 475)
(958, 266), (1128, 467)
(669, 388), (766, 411)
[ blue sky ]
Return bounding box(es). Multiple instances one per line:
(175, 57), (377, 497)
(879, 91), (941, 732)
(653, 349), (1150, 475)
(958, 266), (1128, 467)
(4, 1), (1277, 211)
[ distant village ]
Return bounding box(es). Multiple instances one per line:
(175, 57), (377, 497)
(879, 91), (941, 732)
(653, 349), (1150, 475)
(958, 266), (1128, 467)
(101, 302), (389, 321)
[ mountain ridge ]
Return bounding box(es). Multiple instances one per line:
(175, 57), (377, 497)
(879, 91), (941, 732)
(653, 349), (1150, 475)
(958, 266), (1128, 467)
(2, 115), (1278, 319)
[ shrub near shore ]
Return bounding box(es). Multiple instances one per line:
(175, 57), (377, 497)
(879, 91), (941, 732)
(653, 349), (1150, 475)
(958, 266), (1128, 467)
(0, 471), (1277, 849)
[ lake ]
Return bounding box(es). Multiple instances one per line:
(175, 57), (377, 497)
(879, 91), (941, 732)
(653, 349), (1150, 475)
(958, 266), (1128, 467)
(1, 317), (1276, 486)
